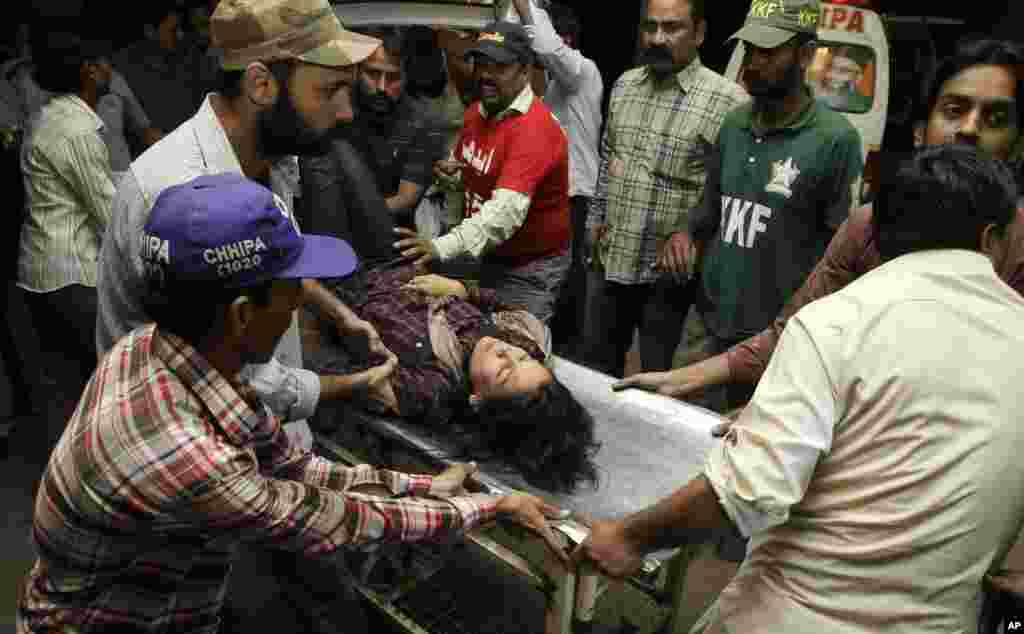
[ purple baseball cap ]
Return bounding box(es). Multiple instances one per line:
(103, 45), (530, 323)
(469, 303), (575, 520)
(142, 173), (358, 288)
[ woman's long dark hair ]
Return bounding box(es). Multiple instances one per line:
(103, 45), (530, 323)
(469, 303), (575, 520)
(437, 327), (601, 494)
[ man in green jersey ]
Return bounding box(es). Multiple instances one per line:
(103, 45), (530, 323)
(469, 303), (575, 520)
(658, 0), (862, 411)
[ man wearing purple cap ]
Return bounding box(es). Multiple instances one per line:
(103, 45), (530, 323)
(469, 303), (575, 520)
(18, 173), (566, 634)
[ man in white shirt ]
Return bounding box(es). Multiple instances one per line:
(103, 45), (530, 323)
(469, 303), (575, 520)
(511, 0), (604, 355)
(97, 0), (396, 453)
(576, 145), (1024, 634)
(19, 32), (115, 393)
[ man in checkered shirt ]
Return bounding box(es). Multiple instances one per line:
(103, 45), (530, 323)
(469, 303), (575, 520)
(581, 0), (747, 378)
(17, 174), (566, 634)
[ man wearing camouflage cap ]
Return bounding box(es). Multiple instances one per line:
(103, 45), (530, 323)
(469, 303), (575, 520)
(94, 3), (398, 628)
(97, 0), (397, 450)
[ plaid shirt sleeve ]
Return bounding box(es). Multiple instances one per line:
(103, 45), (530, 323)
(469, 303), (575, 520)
(19, 326), (501, 634)
(206, 386), (499, 555)
(185, 448), (498, 555)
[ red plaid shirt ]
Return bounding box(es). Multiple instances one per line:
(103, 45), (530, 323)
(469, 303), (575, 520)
(18, 325), (498, 633)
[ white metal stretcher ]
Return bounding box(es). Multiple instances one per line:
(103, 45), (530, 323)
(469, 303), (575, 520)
(314, 357), (726, 634)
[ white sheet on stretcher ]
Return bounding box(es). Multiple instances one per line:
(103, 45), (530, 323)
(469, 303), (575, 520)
(321, 357), (726, 526)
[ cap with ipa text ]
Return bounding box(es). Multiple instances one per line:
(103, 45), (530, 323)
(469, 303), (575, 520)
(464, 21), (534, 65)
(729, 0), (820, 49)
(211, 0), (381, 70)
(142, 173), (358, 289)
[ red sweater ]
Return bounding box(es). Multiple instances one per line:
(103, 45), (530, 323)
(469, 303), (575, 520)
(456, 96), (570, 266)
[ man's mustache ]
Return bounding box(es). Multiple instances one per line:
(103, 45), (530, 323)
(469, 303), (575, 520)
(638, 46), (674, 64)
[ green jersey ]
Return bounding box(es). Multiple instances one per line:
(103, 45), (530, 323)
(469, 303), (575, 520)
(691, 97), (863, 341)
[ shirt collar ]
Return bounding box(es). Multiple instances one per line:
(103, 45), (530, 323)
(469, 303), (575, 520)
(151, 324), (271, 448)
(61, 94), (105, 133)
(478, 83), (535, 121)
(875, 249), (998, 279)
(637, 55), (705, 92)
(738, 88), (819, 135)
(194, 93), (301, 203)
(194, 94), (245, 175)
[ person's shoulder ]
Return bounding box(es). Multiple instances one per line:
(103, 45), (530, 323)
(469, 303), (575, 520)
(130, 119), (200, 182)
(812, 101), (861, 141)
(525, 98), (569, 142)
(611, 67), (648, 92)
(719, 101), (754, 131)
(34, 97), (100, 142)
(695, 64), (746, 96)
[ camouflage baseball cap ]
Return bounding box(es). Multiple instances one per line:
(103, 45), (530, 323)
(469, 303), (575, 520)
(211, 0), (381, 71)
(729, 0), (820, 49)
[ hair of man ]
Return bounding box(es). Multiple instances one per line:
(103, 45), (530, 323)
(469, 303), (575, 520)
(873, 144), (1020, 261)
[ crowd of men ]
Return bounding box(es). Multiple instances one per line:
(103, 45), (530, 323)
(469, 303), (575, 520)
(4, 0), (1024, 632)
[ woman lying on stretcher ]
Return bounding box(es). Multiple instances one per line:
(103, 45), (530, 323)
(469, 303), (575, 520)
(306, 263), (599, 493)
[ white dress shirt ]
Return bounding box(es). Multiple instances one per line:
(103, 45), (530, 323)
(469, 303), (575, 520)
(18, 94), (115, 293)
(96, 95), (318, 450)
(704, 249), (1024, 633)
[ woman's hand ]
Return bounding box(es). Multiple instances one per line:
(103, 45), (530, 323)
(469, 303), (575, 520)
(403, 274), (468, 299)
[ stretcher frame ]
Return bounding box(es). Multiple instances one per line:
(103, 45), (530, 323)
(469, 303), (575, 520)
(312, 357), (725, 634)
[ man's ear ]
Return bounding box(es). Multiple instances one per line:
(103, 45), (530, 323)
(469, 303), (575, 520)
(243, 62), (278, 107)
(912, 121), (926, 148)
(226, 295), (256, 339)
(694, 18), (707, 49)
(797, 39), (817, 70)
(980, 222), (1007, 262)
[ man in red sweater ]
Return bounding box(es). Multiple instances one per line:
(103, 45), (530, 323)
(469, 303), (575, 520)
(395, 21), (571, 324)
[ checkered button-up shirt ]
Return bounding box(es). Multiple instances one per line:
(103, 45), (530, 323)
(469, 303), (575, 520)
(18, 325), (498, 634)
(588, 58), (747, 285)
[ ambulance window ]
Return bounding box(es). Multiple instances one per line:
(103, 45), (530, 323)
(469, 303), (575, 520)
(807, 43), (876, 114)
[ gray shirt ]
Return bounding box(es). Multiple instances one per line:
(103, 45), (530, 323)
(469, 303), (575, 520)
(95, 95), (319, 447)
(522, 4), (603, 198)
(96, 71), (152, 174)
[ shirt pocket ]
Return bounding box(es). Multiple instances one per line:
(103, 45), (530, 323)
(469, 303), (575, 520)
(651, 131), (711, 190)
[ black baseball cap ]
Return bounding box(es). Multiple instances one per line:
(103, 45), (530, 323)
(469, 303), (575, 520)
(464, 21), (534, 65)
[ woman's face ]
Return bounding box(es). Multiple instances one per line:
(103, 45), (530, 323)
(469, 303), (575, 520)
(469, 336), (552, 402)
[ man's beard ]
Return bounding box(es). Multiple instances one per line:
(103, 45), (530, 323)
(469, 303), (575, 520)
(258, 84), (332, 158)
(637, 45), (679, 78)
(354, 79), (400, 123)
(95, 79), (112, 100)
(746, 60), (804, 100)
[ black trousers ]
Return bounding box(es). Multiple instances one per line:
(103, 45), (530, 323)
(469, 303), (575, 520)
(551, 196), (591, 358)
(581, 273), (697, 379)
(23, 284), (98, 393)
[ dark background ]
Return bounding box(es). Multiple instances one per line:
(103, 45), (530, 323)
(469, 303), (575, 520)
(10, 1), (1019, 83)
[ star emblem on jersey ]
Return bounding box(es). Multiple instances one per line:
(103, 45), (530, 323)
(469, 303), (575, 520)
(766, 157), (800, 198)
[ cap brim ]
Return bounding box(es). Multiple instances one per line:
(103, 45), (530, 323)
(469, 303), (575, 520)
(728, 23), (797, 49)
(278, 234), (359, 281)
(463, 42), (519, 65)
(298, 29), (382, 67)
